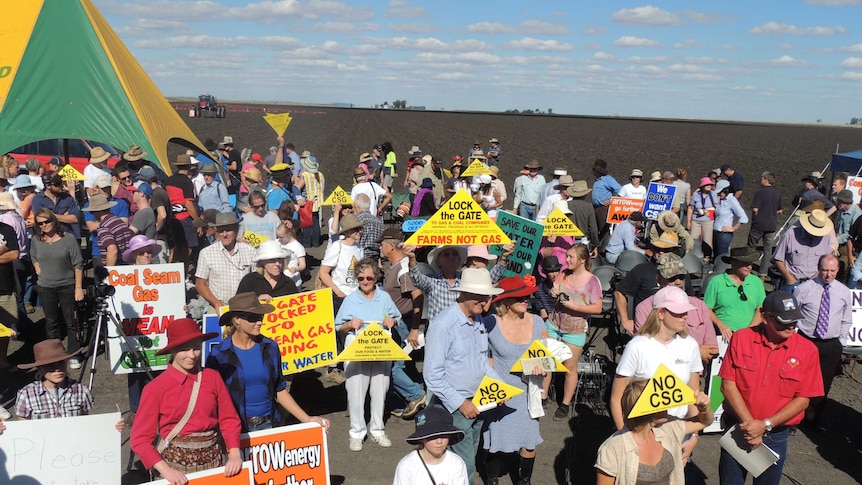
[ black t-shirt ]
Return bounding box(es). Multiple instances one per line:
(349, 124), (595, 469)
(616, 262), (660, 311)
(228, 149), (242, 179)
(751, 185), (782, 232)
(165, 174), (196, 220)
(0, 222), (20, 294)
(150, 185), (173, 240)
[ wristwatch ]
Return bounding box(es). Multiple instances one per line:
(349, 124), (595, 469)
(763, 418), (773, 433)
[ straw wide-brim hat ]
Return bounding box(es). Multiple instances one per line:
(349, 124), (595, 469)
(721, 247), (762, 264)
(122, 235), (162, 263)
(301, 157), (319, 174)
(448, 268), (504, 296)
(553, 175), (575, 190)
(523, 160), (542, 170)
(156, 318), (220, 355)
(471, 150), (487, 160)
(427, 245), (468, 268)
(492, 275), (538, 303)
(123, 145), (147, 161)
(18, 339), (84, 369)
(566, 180), (592, 197)
(253, 240), (289, 262)
(406, 406), (465, 445)
(201, 164), (218, 175)
(218, 292), (276, 327)
(657, 211), (681, 232)
(89, 146), (110, 164)
(799, 209), (833, 237)
(208, 211), (241, 227)
(336, 214), (367, 235)
(82, 194), (117, 212)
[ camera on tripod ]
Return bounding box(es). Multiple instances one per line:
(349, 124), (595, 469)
(85, 282), (115, 300)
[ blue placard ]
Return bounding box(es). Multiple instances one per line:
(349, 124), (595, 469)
(643, 183), (677, 220)
(402, 218), (427, 233)
(201, 313), (222, 362)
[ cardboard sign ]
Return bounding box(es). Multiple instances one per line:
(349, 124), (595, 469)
(607, 197), (646, 224)
(243, 230), (269, 247)
(0, 413), (121, 484)
(106, 263), (186, 374)
(402, 218), (426, 233)
(336, 321), (411, 362)
(460, 159), (491, 177)
(143, 463), (254, 485)
(322, 185), (354, 206)
(405, 190), (511, 246)
(643, 183), (677, 220)
(628, 363), (696, 418)
(543, 207), (584, 237)
(847, 290), (862, 346)
(58, 164), (86, 181)
(490, 211), (543, 277)
(509, 339), (568, 373)
(240, 422), (330, 485)
(263, 112), (293, 136)
(471, 375), (524, 407)
(847, 176), (862, 206)
(261, 289), (338, 374)
(704, 336), (730, 433)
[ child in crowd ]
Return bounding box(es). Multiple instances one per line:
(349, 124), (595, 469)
(393, 406), (469, 485)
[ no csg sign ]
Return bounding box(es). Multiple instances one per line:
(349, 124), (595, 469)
(628, 363), (696, 418)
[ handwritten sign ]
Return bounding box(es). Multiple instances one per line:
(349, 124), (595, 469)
(643, 183), (677, 220)
(263, 112), (293, 136)
(510, 340), (568, 373)
(260, 289), (338, 375)
(336, 321), (411, 362)
(471, 375), (524, 408)
(628, 363), (696, 418)
(402, 218), (426, 233)
(0, 413), (121, 484)
(543, 207), (584, 237)
(241, 422), (330, 485)
(460, 159), (491, 177)
(607, 197), (646, 224)
(143, 464), (254, 485)
(106, 263), (186, 374)
(704, 336), (730, 433)
(243, 230), (269, 247)
(58, 164), (86, 181)
(490, 211), (542, 277)
(322, 185), (353, 206)
(405, 190), (511, 246)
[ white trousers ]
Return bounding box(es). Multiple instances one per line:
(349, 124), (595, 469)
(344, 360), (391, 440)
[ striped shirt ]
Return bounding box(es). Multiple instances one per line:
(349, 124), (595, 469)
(15, 379), (94, 419)
(96, 213), (133, 265)
(302, 171), (326, 211)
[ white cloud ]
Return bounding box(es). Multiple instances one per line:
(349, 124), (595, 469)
(673, 39), (700, 48)
(749, 22), (846, 36)
(683, 57), (730, 65)
(593, 52), (618, 61)
(435, 72), (474, 80)
(841, 57), (862, 68)
(613, 36), (660, 47)
(466, 22), (518, 34)
(611, 5), (680, 26)
(841, 71), (862, 80)
(507, 37), (574, 52)
(115, 19), (195, 37)
(314, 21), (380, 34)
(683, 73), (724, 81)
(681, 11), (735, 24)
(584, 64), (613, 72)
(764, 55), (808, 67)
(320, 40), (379, 55)
(388, 22), (438, 33)
(732, 85), (757, 91)
(337, 63), (371, 72)
(669, 64), (711, 73)
(465, 19), (569, 35)
(104, 0), (374, 23)
(386, 0), (426, 18)
(839, 43), (862, 52)
(134, 34), (304, 50)
(367, 36), (488, 52)
(582, 26), (606, 35)
(455, 52), (502, 64)
(627, 56), (668, 64)
(805, 0), (862, 5)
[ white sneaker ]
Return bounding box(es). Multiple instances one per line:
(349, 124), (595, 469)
(69, 358), (82, 370)
(0, 404), (12, 420)
(349, 438), (363, 452)
(371, 433), (392, 448)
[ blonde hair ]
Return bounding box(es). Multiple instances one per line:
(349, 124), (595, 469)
(568, 243), (591, 272)
(638, 308), (689, 338)
(621, 378), (655, 431)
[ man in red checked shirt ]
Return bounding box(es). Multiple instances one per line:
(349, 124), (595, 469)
(718, 291), (823, 485)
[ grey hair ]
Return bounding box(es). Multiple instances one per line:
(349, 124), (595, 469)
(353, 193), (371, 211)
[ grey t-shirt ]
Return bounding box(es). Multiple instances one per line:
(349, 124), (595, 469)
(30, 233), (83, 288)
(132, 207), (157, 240)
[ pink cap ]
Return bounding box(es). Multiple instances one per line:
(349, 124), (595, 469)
(698, 177), (714, 188)
(467, 244), (497, 261)
(653, 286), (695, 314)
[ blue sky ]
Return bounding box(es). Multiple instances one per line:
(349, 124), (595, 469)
(95, 0), (862, 123)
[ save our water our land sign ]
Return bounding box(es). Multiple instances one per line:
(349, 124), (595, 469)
(490, 211), (543, 277)
(106, 263), (186, 374)
(643, 183), (677, 220)
(404, 189), (511, 246)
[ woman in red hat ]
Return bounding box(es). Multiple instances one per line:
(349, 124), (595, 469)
(131, 318), (243, 484)
(482, 276), (547, 485)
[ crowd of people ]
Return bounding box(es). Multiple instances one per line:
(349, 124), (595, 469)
(0, 136), (854, 485)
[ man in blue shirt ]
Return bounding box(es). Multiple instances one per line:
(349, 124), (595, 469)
(591, 159), (621, 237)
(31, 174), (81, 239)
(424, 268), (503, 485)
(721, 163), (744, 200)
(604, 211), (645, 264)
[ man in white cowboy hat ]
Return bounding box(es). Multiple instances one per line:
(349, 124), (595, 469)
(774, 208), (836, 293)
(513, 160), (546, 221)
(486, 137), (501, 167)
(82, 193), (133, 267)
(198, 164), (232, 213)
(195, 211), (255, 312)
(536, 174), (575, 223)
(423, 267), (504, 484)
(83, 146), (112, 196)
(618, 169), (647, 199)
(539, 168), (567, 202)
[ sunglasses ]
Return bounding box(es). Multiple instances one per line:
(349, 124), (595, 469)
(667, 274), (685, 282)
(251, 203), (266, 209)
(36, 220), (52, 226)
(513, 296), (530, 302)
(238, 313), (263, 322)
(120, 175), (132, 181)
(356, 276), (375, 282)
(738, 285), (748, 301)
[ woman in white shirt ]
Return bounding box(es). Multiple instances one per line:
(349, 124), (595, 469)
(618, 169), (647, 199)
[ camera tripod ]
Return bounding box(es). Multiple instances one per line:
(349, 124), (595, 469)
(86, 296), (154, 390)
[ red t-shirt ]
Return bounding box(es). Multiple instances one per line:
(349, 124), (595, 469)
(165, 173), (195, 220)
(719, 325), (823, 426)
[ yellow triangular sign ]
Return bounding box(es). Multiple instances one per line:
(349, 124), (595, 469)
(0, 322), (15, 338)
(628, 363), (696, 418)
(543, 207), (584, 236)
(242, 230), (269, 247)
(404, 190), (512, 246)
(510, 340), (568, 373)
(58, 164), (86, 181)
(471, 375), (524, 408)
(336, 321), (411, 362)
(460, 159), (490, 177)
(263, 112), (292, 136)
(322, 186), (354, 206)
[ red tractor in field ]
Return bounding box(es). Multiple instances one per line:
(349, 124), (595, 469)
(191, 94), (226, 118)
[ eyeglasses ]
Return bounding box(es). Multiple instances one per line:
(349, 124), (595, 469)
(514, 296), (530, 302)
(36, 220), (51, 226)
(356, 276), (375, 282)
(138, 249), (154, 255)
(738, 285), (748, 301)
(251, 204), (266, 209)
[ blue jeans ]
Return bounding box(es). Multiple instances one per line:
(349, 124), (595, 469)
(518, 203), (536, 221)
(719, 427), (789, 485)
(247, 418), (273, 432)
(450, 408), (483, 485)
(714, 231), (734, 258)
(390, 321), (424, 403)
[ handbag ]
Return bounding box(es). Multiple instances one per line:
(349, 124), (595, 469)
(299, 197), (315, 229)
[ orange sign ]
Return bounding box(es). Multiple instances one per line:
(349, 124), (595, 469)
(143, 463), (254, 484)
(240, 422), (330, 485)
(607, 197), (645, 224)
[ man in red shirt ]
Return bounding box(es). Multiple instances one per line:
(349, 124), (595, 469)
(718, 291), (824, 485)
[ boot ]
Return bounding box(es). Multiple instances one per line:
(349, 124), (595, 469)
(484, 453), (502, 485)
(517, 455), (535, 485)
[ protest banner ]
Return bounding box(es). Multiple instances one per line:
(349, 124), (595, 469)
(405, 190), (511, 246)
(471, 375), (524, 408)
(704, 336), (730, 433)
(460, 159), (491, 177)
(643, 183), (677, 220)
(58, 164), (86, 181)
(106, 263), (185, 374)
(241, 422), (330, 485)
(847, 290), (862, 346)
(510, 339), (568, 373)
(321, 186), (353, 206)
(243, 230), (269, 247)
(336, 321), (411, 362)
(628, 363), (696, 418)
(143, 464), (254, 485)
(260, 289), (338, 374)
(543, 207), (584, 237)
(607, 197), (646, 224)
(847, 176), (862, 205)
(490, 211), (542, 277)
(402, 218), (426, 233)
(0, 412), (121, 484)
(263, 112), (292, 136)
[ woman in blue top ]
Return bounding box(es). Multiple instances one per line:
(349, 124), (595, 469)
(207, 292), (330, 433)
(712, 180), (749, 257)
(335, 258), (401, 452)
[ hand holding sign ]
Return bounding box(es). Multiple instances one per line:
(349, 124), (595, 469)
(471, 375), (524, 412)
(628, 363), (696, 419)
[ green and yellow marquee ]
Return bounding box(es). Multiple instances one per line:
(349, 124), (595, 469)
(0, 0), (212, 174)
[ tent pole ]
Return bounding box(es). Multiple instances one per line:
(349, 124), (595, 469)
(772, 159), (832, 245)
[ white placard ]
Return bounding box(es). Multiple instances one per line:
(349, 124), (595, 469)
(848, 290), (862, 346)
(1, 413), (121, 484)
(704, 336), (730, 434)
(105, 263), (186, 374)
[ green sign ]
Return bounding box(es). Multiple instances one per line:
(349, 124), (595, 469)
(490, 211), (543, 277)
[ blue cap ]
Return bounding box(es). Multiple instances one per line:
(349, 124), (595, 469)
(135, 182), (153, 197)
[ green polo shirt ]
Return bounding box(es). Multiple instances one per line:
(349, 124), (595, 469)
(703, 273), (766, 331)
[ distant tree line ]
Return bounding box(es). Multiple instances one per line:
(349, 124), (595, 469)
(504, 108), (554, 115)
(375, 100), (408, 109)
(851, 117), (862, 125)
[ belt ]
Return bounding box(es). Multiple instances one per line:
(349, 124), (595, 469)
(521, 202), (536, 206)
(247, 415), (271, 426)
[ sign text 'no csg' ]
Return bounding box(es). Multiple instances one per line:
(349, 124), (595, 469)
(509, 340), (568, 373)
(404, 190), (511, 246)
(471, 375), (524, 408)
(628, 363), (696, 418)
(322, 185), (353, 206)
